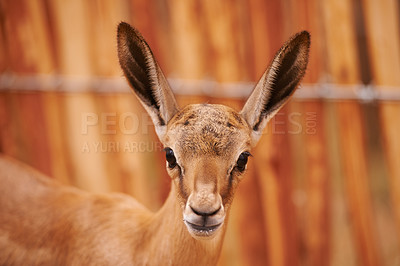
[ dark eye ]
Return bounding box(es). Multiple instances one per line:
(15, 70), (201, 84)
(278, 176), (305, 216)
(236, 152), (251, 172)
(164, 148), (177, 169)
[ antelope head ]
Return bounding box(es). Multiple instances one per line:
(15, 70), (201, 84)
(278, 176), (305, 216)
(117, 22), (310, 239)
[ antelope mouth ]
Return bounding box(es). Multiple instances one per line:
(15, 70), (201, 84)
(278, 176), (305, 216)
(184, 220), (223, 238)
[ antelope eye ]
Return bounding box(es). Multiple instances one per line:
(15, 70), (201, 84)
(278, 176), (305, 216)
(164, 148), (177, 169)
(236, 152), (251, 172)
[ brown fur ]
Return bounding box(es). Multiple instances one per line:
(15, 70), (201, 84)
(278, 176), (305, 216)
(0, 156), (224, 265)
(167, 104), (250, 155)
(0, 22), (310, 265)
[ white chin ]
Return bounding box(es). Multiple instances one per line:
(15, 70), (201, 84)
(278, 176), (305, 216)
(184, 221), (223, 240)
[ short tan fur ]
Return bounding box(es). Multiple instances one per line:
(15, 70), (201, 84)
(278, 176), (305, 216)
(0, 22), (310, 265)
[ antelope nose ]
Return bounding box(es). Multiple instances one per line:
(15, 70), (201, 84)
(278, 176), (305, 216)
(187, 189), (222, 214)
(190, 205), (221, 217)
(183, 194), (226, 238)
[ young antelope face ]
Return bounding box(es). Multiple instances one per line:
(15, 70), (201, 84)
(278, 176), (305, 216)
(117, 22), (310, 240)
(163, 104), (252, 238)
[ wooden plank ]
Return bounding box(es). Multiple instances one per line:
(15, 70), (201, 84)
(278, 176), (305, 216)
(0, 0), (55, 176)
(247, 0), (271, 79)
(48, 0), (92, 76)
(62, 92), (112, 192)
(14, 92), (53, 176)
(24, 0), (70, 182)
(202, 0), (242, 82)
(0, 93), (6, 153)
(92, 94), (123, 193)
(322, 0), (382, 265)
(47, 0), (110, 192)
(253, 112), (296, 266)
(0, 92), (19, 157)
(88, 0), (130, 76)
(361, 0), (400, 86)
(325, 101), (358, 266)
(0, 1), (6, 73)
(362, 0), (400, 259)
(41, 91), (71, 184)
(167, 0), (207, 79)
(0, 0), (53, 73)
(307, 102), (330, 266)
(293, 100), (331, 266)
(284, 1), (332, 265)
(262, 0), (285, 54)
(232, 0), (255, 81)
(0, 91), (53, 177)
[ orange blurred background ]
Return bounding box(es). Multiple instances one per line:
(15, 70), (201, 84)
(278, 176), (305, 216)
(0, 0), (399, 265)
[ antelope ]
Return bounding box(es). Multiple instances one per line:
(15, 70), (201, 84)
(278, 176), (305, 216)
(0, 22), (310, 265)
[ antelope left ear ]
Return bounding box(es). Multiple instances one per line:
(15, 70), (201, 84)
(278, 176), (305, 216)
(117, 22), (179, 140)
(240, 31), (310, 146)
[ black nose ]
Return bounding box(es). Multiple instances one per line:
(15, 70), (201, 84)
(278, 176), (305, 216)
(190, 206), (221, 217)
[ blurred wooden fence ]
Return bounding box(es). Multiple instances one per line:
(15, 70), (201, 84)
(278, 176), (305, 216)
(1, 0), (400, 265)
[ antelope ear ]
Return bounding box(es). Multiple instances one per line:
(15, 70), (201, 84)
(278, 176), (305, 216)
(240, 31), (310, 146)
(117, 22), (179, 140)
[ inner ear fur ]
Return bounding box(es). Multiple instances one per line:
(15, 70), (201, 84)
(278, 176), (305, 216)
(117, 22), (179, 139)
(240, 31), (310, 145)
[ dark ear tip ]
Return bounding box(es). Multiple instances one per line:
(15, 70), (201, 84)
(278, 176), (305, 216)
(298, 30), (311, 40)
(118, 21), (130, 29)
(293, 31), (311, 49)
(117, 22), (143, 42)
(117, 21), (131, 36)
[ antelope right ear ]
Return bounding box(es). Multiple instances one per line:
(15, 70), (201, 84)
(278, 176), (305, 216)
(240, 31), (310, 146)
(117, 22), (179, 140)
